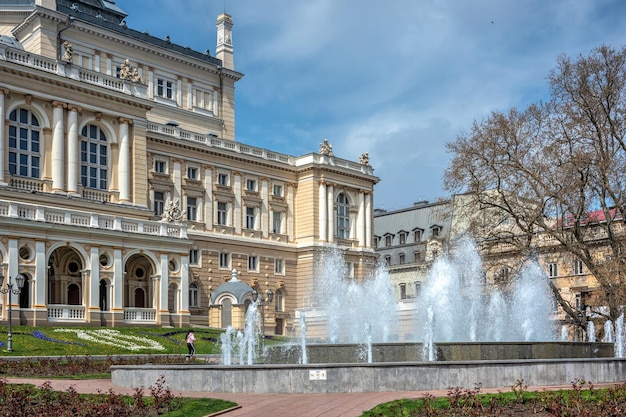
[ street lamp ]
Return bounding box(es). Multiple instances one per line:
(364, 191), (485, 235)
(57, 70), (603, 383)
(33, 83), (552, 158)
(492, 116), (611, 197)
(0, 271), (25, 352)
(252, 288), (274, 349)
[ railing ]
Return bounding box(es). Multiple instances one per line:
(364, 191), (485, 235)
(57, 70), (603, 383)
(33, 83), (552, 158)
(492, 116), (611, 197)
(0, 45), (147, 99)
(47, 305), (86, 321)
(146, 122), (296, 166)
(0, 199), (187, 239)
(124, 308), (156, 323)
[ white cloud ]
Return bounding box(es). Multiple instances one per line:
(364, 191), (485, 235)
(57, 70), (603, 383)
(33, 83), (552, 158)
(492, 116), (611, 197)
(120, 0), (626, 208)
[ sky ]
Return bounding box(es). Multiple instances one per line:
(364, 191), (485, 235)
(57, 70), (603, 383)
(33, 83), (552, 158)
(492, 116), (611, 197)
(118, 0), (626, 211)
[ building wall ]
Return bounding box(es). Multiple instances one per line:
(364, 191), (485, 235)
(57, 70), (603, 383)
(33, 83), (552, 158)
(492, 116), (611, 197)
(0, 1), (378, 332)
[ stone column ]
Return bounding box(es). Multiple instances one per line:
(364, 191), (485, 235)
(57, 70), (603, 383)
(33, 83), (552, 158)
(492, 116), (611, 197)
(365, 192), (372, 247)
(51, 101), (66, 192)
(66, 105), (80, 194)
(0, 89), (8, 184)
(112, 248), (123, 310)
(159, 253), (169, 316)
(34, 240), (46, 308)
(327, 184), (334, 241)
(118, 118), (132, 202)
(180, 254), (189, 313)
(358, 191), (365, 247)
(234, 172), (242, 233)
(89, 246), (100, 310)
(261, 178), (269, 237)
(319, 182), (327, 241)
(204, 166), (213, 229)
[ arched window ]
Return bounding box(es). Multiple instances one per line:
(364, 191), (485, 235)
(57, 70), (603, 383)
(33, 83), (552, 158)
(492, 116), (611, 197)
(336, 193), (350, 239)
(8, 108), (41, 178)
(81, 124), (108, 189)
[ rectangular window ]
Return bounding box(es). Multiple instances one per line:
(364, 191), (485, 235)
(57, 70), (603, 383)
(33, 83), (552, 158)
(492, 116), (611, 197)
(217, 202), (227, 225)
(432, 227), (440, 237)
(246, 207), (255, 229)
(573, 260), (584, 275)
(219, 252), (229, 268)
(246, 179), (256, 191)
(385, 255), (391, 266)
(548, 262), (558, 278)
(187, 197), (197, 221)
(157, 78), (173, 99)
(272, 211), (282, 234)
(154, 191), (165, 216)
(154, 160), (166, 173)
(374, 237), (379, 248)
(385, 235), (392, 246)
(187, 166), (198, 180)
(218, 173), (229, 186)
(189, 249), (199, 265)
(399, 233), (406, 244)
(273, 184), (283, 197)
(248, 255), (258, 271)
(400, 283), (407, 300)
(399, 253), (405, 264)
(414, 251), (422, 263)
(414, 230), (422, 242)
(275, 259), (284, 274)
(189, 284), (198, 308)
(414, 281), (421, 297)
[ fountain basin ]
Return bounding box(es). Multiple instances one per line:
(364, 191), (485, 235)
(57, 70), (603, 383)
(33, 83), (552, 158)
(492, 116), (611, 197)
(111, 357), (626, 393)
(265, 342), (614, 364)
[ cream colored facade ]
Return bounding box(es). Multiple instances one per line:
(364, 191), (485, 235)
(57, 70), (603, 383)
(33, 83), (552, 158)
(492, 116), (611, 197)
(0, 0), (378, 333)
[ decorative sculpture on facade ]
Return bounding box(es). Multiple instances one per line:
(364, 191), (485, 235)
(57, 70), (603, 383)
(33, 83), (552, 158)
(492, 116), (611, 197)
(120, 59), (132, 80)
(319, 138), (334, 156)
(61, 41), (73, 62)
(163, 199), (183, 223)
(359, 152), (370, 167)
(119, 59), (143, 83)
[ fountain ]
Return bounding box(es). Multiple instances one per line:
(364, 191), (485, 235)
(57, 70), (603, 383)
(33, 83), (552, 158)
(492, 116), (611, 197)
(266, 238), (601, 363)
(112, 238), (623, 394)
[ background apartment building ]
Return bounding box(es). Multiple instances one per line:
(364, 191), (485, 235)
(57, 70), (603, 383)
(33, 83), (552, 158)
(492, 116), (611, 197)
(0, 0), (378, 334)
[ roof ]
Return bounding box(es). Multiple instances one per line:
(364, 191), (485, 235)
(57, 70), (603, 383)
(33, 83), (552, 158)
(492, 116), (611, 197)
(53, 0), (222, 66)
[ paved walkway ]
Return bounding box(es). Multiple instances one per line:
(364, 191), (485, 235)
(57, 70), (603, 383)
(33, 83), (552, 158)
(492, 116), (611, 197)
(6, 377), (625, 417)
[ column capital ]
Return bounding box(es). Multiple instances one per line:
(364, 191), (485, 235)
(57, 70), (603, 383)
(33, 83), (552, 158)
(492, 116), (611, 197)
(52, 101), (67, 109)
(118, 117), (134, 125)
(0, 88), (9, 96)
(67, 104), (82, 112)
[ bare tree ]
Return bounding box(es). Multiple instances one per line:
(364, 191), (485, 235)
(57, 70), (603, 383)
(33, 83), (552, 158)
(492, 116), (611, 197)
(445, 45), (626, 331)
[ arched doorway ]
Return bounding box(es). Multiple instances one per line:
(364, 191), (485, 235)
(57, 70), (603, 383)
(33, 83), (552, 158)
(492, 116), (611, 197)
(67, 284), (80, 305)
(99, 279), (108, 311)
(123, 254), (155, 309)
(48, 247), (84, 305)
(134, 288), (145, 308)
(19, 275), (30, 308)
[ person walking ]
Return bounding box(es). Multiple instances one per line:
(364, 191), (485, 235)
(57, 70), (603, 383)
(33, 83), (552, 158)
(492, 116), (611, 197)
(186, 330), (196, 358)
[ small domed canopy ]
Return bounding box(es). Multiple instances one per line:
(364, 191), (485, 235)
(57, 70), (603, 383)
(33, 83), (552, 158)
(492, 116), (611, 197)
(210, 269), (254, 304)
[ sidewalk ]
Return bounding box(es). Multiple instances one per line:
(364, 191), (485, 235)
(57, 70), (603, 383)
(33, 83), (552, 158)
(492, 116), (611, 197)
(6, 377), (625, 417)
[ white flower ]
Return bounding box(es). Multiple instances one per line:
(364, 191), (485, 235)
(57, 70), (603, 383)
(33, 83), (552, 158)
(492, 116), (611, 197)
(54, 328), (165, 351)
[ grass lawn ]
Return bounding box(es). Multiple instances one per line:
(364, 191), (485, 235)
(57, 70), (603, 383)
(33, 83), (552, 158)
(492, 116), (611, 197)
(0, 325), (224, 356)
(0, 325), (235, 417)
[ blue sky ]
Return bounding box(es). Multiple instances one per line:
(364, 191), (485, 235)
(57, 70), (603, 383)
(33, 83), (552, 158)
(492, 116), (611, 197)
(119, 0), (626, 211)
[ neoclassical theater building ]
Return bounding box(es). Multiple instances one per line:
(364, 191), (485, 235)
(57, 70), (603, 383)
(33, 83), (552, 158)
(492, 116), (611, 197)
(0, 0), (378, 333)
